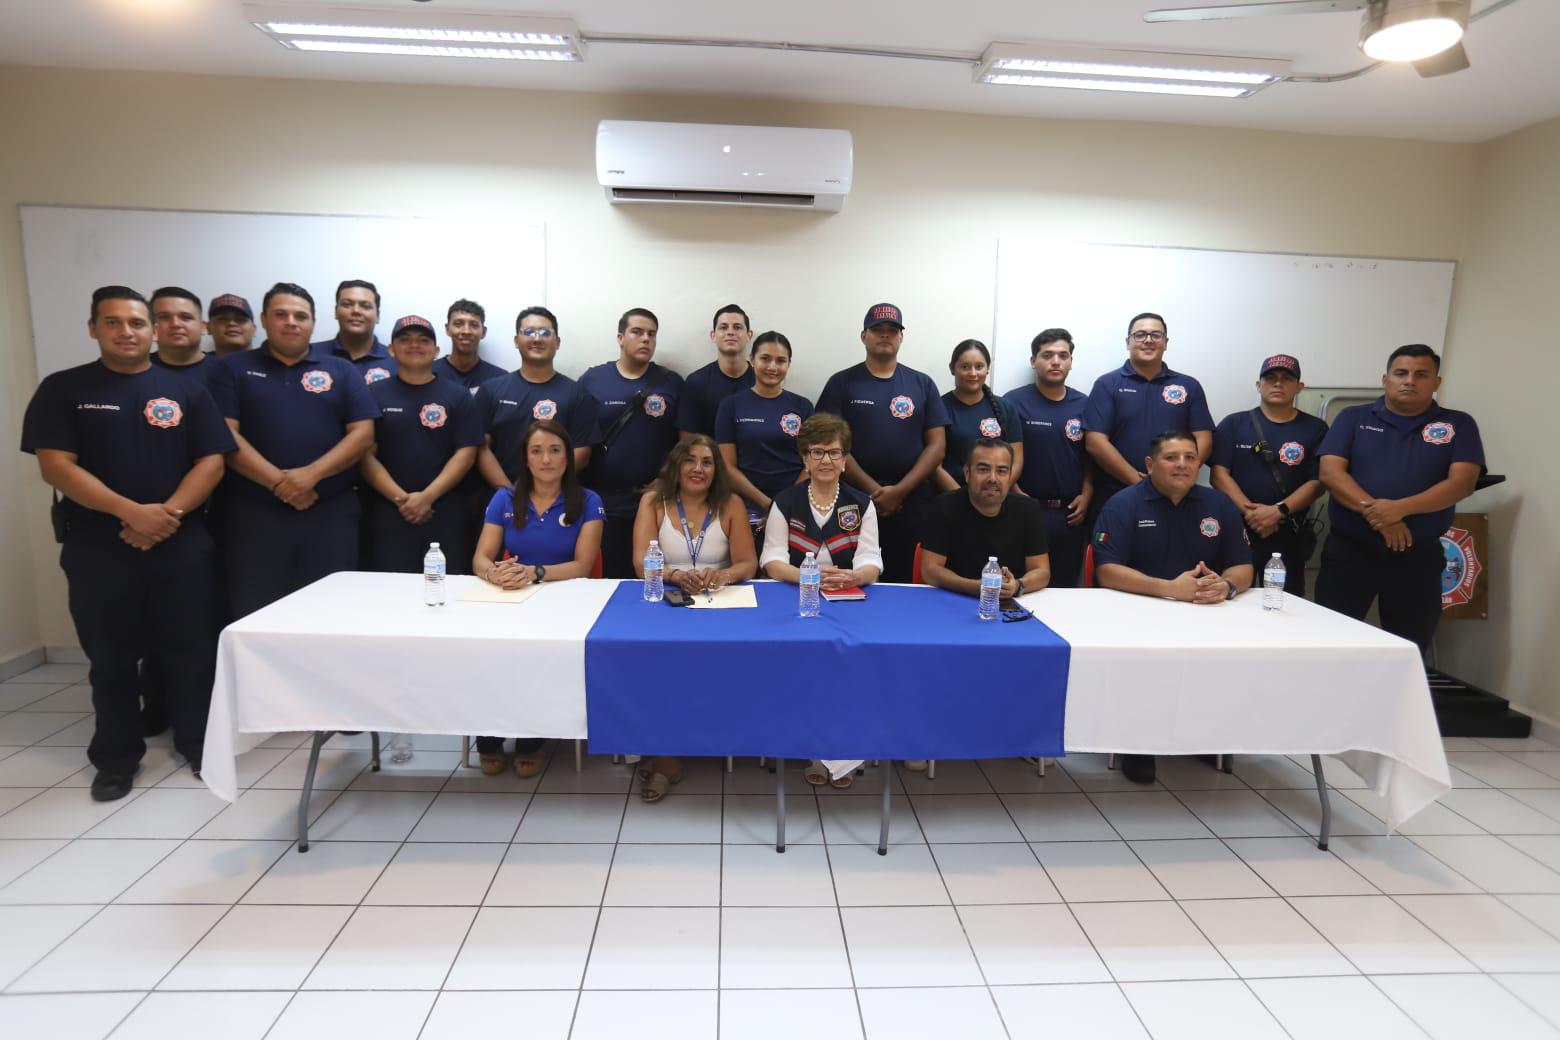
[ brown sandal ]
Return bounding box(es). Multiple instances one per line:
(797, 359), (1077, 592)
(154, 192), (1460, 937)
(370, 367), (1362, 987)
(514, 755), (545, 779)
(479, 753), (505, 776)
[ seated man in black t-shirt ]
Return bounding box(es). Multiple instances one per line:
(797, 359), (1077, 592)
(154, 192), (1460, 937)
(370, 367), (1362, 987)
(921, 438), (1051, 599)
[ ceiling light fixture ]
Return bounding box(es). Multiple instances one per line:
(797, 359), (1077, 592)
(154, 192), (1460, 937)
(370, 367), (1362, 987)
(243, 4), (585, 62)
(976, 43), (1287, 98)
(1359, 0), (1468, 62)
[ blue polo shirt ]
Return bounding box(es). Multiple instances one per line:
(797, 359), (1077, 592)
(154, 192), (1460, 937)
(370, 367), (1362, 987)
(714, 387), (813, 498)
(1003, 384), (1089, 501)
(578, 362), (684, 507)
(815, 362), (950, 487)
(432, 354), (506, 393)
(1093, 481), (1249, 581)
(483, 486), (606, 564)
(940, 390), (1014, 486)
(309, 336), (396, 385)
(150, 351), (219, 390)
(1082, 361), (1214, 475)
(677, 360), (755, 436)
(1319, 397), (1484, 543)
(1211, 409), (1329, 506)
(21, 360), (236, 537)
(208, 347), (380, 503)
(368, 374), (483, 493)
(475, 371), (601, 480)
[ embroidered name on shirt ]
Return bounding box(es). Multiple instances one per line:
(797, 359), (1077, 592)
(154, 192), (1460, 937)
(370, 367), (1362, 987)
(1362, 425), (1386, 433)
(849, 398), (876, 406)
(736, 417), (766, 424)
(1137, 519), (1156, 528)
(78, 403), (121, 411)
(382, 407), (404, 414)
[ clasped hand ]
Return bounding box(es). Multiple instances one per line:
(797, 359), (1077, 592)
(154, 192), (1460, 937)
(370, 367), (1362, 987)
(119, 502), (182, 550)
(1170, 561), (1229, 605)
(1242, 502), (1283, 539)
(395, 490), (434, 525)
(273, 469), (318, 510)
(673, 567), (724, 595)
(487, 560), (535, 590)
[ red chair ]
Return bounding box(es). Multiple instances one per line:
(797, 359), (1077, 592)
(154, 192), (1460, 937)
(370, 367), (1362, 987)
(911, 544), (925, 584)
(1082, 543), (1096, 588)
(589, 553), (603, 580)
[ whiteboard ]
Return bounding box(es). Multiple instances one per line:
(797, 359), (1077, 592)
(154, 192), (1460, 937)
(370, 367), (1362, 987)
(991, 240), (1456, 424)
(20, 205), (545, 381)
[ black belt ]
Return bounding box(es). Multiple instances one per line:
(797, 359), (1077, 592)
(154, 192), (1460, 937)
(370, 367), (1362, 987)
(1039, 498), (1067, 509)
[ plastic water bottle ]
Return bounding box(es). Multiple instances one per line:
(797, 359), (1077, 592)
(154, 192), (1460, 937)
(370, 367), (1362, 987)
(1263, 552), (1286, 612)
(643, 540), (665, 602)
(388, 734), (413, 764)
(979, 556), (1002, 621)
(423, 542), (446, 606)
(799, 551), (821, 617)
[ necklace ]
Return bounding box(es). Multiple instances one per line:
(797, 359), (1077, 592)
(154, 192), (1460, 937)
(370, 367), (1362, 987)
(807, 481), (839, 514)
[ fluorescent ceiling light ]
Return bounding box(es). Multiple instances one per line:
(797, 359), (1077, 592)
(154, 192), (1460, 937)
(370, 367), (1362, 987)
(977, 43), (1287, 98)
(243, 4), (584, 62)
(1360, 0), (1468, 62)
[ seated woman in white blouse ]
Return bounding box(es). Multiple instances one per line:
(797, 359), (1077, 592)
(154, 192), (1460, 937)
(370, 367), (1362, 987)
(631, 434), (758, 801)
(760, 412), (883, 788)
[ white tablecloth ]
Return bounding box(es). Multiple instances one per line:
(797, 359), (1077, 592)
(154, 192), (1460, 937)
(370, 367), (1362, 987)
(1020, 587), (1450, 829)
(202, 573), (620, 801)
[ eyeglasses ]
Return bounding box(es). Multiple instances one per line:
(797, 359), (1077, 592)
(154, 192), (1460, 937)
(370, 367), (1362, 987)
(518, 328), (556, 340)
(806, 448), (845, 461)
(1130, 331), (1166, 343)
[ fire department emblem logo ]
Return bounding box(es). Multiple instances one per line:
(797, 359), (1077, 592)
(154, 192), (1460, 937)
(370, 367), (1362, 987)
(1064, 418), (1083, 442)
(837, 504), (861, 531)
(1199, 517), (1221, 538)
(1423, 421), (1455, 445)
(1162, 384), (1188, 405)
(978, 417), (1003, 438)
(1440, 525), (1482, 610)
(889, 395), (915, 419)
(644, 394), (667, 418)
(302, 370), (334, 394)
(144, 398), (182, 428)
(1278, 441), (1305, 466)
(364, 367), (391, 384)
(419, 403), (447, 429)
(780, 412), (802, 436)
(532, 399), (558, 421)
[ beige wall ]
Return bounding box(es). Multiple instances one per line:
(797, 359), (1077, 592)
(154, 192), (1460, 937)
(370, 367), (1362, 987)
(1439, 114), (1560, 727)
(1, 64), (1480, 651)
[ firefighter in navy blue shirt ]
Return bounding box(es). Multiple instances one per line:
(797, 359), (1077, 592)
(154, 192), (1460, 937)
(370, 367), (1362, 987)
(1093, 430), (1253, 783)
(207, 293), (256, 357)
(475, 306), (598, 488)
(935, 340), (1018, 495)
(815, 303), (949, 583)
(715, 330), (813, 523)
(360, 315), (483, 573)
(579, 307), (684, 578)
(678, 303), (756, 437)
(1004, 328), (1093, 587)
(149, 286), (216, 387)
(1211, 354), (1329, 596)
(309, 278), (395, 385)
(20, 286), (235, 801)
(1316, 344), (1484, 653)
(432, 298), (505, 391)
(1083, 312), (1214, 507)
(209, 282), (379, 618)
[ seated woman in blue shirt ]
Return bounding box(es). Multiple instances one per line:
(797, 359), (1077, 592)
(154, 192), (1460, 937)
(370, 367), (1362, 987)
(935, 339), (1021, 493)
(471, 419), (605, 777)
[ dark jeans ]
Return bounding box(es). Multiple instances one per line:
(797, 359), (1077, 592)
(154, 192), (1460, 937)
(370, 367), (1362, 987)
(225, 492), (360, 619)
(1250, 523), (1310, 597)
(63, 527), (219, 773)
(475, 737), (545, 755)
(599, 501), (639, 580)
(1315, 530), (1444, 652)
(363, 495), (471, 575)
(1040, 505), (1088, 589)
(879, 487), (934, 585)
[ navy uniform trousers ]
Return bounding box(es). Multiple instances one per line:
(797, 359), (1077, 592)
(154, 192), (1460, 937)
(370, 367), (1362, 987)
(225, 491), (360, 620)
(1315, 531), (1444, 652)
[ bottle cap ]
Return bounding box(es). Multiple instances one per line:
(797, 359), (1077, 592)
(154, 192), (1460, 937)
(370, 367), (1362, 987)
(431, 543), (440, 548)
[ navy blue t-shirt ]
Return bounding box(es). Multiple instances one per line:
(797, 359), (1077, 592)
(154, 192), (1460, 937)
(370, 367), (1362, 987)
(1003, 384), (1089, 501)
(483, 486), (606, 565)
(1082, 361), (1215, 475)
(677, 360), (755, 436)
(149, 351), (219, 390)
(475, 371), (601, 480)
(1319, 397), (1485, 543)
(1211, 409), (1329, 506)
(815, 362), (950, 487)
(368, 374), (483, 494)
(578, 362), (684, 506)
(940, 390), (1014, 486)
(1092, 481), (1250, 580)
(431, 354), (506, 393)
(21, 361), (236, 537)
(208, 348), (380, 503)
(309, 336), (396, 385)
(714, 388), (813, 498)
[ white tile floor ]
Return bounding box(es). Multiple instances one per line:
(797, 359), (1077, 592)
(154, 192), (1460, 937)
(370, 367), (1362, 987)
(2, 663), (1559, 1038)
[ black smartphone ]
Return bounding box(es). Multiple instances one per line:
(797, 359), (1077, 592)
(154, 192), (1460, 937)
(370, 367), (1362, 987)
(999, 597), (1034, 623)
(663, 588), (690, 607)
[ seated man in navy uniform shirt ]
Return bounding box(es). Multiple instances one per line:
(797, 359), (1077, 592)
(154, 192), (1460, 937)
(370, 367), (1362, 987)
(209, 282), (379, 618)
(922, 438), (1051, 600)
(309, 278), (395, 385)
(1211, 354), (1329, 596)
(1093, 430), (1254, 784)
(21, 286), (235, 800)
(207, 293), (256, 356)
(1316, 344), (1484, 653)
(432, 298), (506, 391)
(677, 303), (756, 438)
(359, 315), (483, 573)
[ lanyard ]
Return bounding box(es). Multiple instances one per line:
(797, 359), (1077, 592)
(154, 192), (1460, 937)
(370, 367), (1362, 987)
(675, 495), (713, 568)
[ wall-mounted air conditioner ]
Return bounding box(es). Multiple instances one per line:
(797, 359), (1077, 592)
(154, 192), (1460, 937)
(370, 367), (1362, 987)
(596, 120), (853, 212)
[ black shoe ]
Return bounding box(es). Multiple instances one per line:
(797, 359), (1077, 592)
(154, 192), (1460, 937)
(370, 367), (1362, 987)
(90, 770), (136, 802)
(1121, 754), (1157, 785)
(140, 706), (169, 737)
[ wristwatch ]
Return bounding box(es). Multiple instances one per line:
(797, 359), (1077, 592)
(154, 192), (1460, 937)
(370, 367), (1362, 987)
(1224, 578), (1237, 601)
(534, 565), (547, 583)
(1014, 578), (1026, 597)
(1277, 502), (1292, 518)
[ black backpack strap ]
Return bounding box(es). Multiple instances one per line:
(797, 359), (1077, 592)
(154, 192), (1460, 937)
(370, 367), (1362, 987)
(599, 366), (665, 454)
